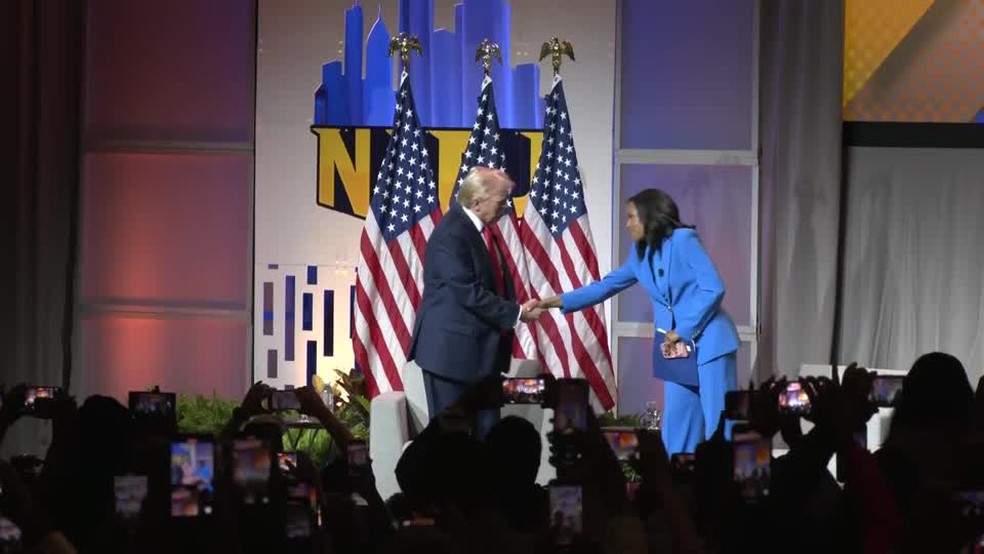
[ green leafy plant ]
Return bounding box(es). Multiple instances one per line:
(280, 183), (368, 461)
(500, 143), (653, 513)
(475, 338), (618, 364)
(331, 368), (370, 441)
(280, 370), (369, 467)
(176, 392), (238, 435)
(282, 426), (336, 467)
(174, 370), (370, 469)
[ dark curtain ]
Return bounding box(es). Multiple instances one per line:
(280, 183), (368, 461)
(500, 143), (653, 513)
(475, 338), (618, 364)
(0, 0), (85, 456)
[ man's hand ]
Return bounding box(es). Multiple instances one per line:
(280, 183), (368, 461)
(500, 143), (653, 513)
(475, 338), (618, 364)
(294, 385), (328, 418)
(838, 362), (877, 432)
(663, 329), (681, 344)
(520, 299), (544, 322)
(241, 381), (273, 418)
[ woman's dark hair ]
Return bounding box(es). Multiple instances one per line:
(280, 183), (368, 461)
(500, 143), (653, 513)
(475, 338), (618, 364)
(628, 188), (692, 260)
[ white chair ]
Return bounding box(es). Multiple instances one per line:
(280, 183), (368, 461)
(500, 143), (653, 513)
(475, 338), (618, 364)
(369, 359), (555, 501)
(368, 360), (428, 502)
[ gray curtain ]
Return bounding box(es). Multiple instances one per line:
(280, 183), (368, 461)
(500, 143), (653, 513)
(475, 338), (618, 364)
(757, 0), (845, 379)
(838, 148), (984, 381)
(0, 0), (85, 457)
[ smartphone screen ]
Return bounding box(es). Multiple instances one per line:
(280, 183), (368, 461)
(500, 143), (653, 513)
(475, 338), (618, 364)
(733, 430), (771, 502)
(502, 377), (546, 405)
(23, 386), (60, 410)
(953, 490), (984, 519)
(285, 482), (319, 539)
(549, 484), (583, 546)
(870, 376), (904, 408)
(129, 392), (177, 431)
(0, 516), (22, 547)
(270, 390), (301, 411)
(170, 437), (215, 517)
(129, 392), (175, 417)
(278, 451), (298, 472)
(601, 427), (639, 461)
(670, 453), (697, 472)
(232, 437), (273, 505)
(952, 490), (984, 553)
(777, 381), (811, 415)
(114, 475), (149, 521)
(347, 441), (369, 468)
(553, 379), (589, 434)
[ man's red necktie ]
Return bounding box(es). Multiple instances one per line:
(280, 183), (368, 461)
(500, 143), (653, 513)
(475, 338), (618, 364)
(482, 225), (507, 296)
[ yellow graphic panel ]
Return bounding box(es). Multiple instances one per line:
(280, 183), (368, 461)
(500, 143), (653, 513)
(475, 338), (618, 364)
(843, 0), (936, 106)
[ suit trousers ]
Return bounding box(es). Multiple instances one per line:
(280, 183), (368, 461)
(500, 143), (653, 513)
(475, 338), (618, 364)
(661, 351), (737, 455)
(421, 369), (500, 440)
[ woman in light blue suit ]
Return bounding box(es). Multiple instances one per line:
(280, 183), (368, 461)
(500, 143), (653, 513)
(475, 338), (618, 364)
(539, 189), (740, 454)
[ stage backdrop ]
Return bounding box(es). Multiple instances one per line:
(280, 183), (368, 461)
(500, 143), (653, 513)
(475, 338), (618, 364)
(255, 0), (616, 388)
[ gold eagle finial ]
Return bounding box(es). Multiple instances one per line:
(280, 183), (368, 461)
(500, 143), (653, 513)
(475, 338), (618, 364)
(475, 39), (502, 75)
(539, 37), (575, 75)
(388, 32), (423, 70)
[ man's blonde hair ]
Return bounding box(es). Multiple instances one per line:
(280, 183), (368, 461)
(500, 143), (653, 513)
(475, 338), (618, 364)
(457, 166), (509, 208)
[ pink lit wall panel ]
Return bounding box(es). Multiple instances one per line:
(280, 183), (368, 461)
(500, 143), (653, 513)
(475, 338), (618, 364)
(84, 0), (254, 142)
(80, 315), (249, 401)
(81, 152), (250, 306)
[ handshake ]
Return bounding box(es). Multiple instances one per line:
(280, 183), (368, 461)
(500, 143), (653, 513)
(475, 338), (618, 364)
(519, 296), (563, 323)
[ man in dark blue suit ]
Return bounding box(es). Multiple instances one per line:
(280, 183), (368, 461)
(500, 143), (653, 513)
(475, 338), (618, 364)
(408, 167), (542, 437)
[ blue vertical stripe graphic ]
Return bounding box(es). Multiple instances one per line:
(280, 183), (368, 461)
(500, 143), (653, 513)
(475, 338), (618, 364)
(302, 292), (313, 331)
(324, 290), (335, 357)
(267, 349), (278, 379)
(262, 282), (274, 336)
(285, 275), (295, 361)
(307, 265), (318, 285)
(344, 4), (364, 125)
(306, 341), (318, 385)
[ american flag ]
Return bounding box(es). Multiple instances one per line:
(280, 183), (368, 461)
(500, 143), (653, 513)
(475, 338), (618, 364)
(522, 76), (616, 410)
(452, 75), (539, 360)
(354, 75), (441, 397)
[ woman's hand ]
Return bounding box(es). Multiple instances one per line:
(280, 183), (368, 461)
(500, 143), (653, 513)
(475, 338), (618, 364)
(664, 329), (681, 344)
(538, 296), (563, 309)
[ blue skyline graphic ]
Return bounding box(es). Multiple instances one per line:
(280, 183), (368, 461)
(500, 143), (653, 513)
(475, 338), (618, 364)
(314, 0), (544, 130)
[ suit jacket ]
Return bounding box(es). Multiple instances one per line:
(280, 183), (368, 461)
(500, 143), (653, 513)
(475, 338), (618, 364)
(559, 228), (740, 365)
(408, 204), (520, 382)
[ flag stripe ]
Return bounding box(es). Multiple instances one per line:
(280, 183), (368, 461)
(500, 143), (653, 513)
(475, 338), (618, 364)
(538, 214), (613, 407)
(354, 76), (440, 397)
(521, 210), (576, 379)
(522, 76), (616, 410)
(361, 232), (413, 355)
(354, 281), (398, 396)
(497, 215), (540, 359)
